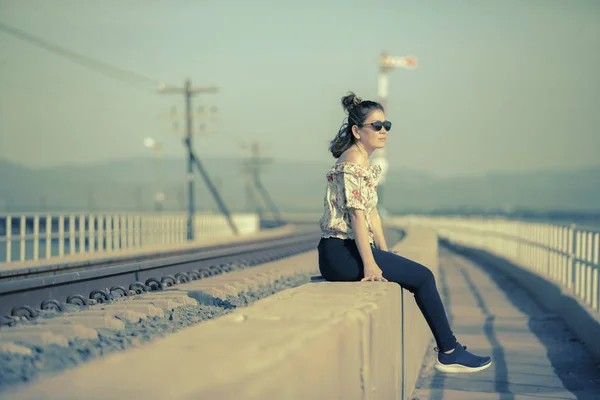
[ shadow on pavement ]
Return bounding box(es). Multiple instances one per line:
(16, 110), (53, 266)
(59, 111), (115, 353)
(445, 241), (600, 400)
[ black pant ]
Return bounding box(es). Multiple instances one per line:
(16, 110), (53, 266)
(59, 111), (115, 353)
(317, 237), (457, 353)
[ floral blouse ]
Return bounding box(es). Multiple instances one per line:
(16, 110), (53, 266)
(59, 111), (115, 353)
(319, 162), (382, 243)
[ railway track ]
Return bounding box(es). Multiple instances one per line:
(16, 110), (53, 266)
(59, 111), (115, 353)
(0, 227), (320, 325)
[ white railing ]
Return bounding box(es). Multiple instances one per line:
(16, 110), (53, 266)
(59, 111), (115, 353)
(398, 216), (600, 314)
(0, 212), (260, 264)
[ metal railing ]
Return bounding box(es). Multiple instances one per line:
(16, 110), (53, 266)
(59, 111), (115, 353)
(0, 212), (260, 264)
(400, 216), (600, 313)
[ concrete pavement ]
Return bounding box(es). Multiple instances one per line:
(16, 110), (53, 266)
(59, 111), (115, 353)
(412, 247), (600, 400)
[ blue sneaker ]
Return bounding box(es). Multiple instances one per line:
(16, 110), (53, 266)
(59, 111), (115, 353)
(434, 342), (492, 373)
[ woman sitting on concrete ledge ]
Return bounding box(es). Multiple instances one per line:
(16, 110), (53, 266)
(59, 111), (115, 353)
(317, 92), (492, 374)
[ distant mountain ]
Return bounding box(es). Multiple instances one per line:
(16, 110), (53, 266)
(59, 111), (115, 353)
(385, 165), (600, 212)
(0, 158), (599, 214)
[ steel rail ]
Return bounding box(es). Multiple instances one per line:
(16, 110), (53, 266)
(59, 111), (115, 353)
(0, 229), (320, 324)
(0, 228), (311, 282)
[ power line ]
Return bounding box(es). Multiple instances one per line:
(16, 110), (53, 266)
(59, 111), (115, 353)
(0, 20), (167, 90)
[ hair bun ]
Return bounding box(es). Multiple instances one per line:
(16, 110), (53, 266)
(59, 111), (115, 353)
(341, 92), (363, 113)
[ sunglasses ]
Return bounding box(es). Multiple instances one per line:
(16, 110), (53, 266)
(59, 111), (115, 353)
(360, 120), (392, 132)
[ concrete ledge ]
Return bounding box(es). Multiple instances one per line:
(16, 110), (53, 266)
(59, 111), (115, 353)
(6, 283), (402, 399)
(6, 227), (439, 400)
(445, 240), (600, 361)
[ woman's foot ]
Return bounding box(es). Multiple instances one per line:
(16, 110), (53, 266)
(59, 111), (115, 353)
(434, 342), (492, 373)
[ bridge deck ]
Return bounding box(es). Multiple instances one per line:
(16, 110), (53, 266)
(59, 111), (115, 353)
(412, 247), (600, 400)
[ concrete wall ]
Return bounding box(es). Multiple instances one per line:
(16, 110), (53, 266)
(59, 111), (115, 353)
(7, 226), (439, 400)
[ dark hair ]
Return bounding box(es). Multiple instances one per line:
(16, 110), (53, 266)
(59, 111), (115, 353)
(328, 92), (384, 158)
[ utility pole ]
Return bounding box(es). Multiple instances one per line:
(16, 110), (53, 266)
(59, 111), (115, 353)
(241, 141), (283, 225)
(158, 79), (218, 241)
(243, 172), (258, 214)
(373, 52), (417, 215)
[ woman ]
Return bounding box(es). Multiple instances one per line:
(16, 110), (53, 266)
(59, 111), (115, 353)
(317, 92), (492, 373)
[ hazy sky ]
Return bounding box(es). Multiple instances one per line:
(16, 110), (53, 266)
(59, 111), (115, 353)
(1, 0), (599, 177)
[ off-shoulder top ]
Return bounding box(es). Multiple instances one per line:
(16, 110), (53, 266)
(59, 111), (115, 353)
(319, 162), (382, 244)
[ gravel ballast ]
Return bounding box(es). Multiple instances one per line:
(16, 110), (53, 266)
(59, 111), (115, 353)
(0, 272), (311, 394)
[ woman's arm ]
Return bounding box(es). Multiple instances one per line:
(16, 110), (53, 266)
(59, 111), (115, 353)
(338, 149), (387, 281)
(349, 208), (388, 282)
(370, 207), (388, 251)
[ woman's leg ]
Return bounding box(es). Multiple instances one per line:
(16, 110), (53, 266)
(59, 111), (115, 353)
(371, 248), (492, 372)
(318, 238), (456, 351)
(318, 237), (492, 372)
(370, 248), (458, 353)
(317, 238), (363, 281)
